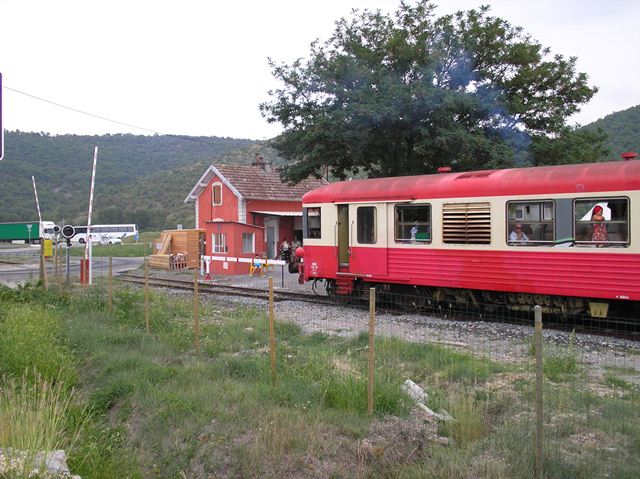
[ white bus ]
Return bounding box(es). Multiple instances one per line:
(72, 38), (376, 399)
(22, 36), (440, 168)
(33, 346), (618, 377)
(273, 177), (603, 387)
(71, 224), (139, 245)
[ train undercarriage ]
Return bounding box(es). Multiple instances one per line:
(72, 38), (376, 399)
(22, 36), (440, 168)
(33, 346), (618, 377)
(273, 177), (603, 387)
(315, 277), (638, 320)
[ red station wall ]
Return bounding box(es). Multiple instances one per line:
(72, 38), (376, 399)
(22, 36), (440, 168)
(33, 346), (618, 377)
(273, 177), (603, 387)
(197, 176), (303, 275)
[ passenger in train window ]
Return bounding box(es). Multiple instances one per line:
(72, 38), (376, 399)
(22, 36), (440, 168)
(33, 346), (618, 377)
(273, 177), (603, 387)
(410, 222), (418, 241)
(591, 205), (609, 245)
(509, 223), (529, 242)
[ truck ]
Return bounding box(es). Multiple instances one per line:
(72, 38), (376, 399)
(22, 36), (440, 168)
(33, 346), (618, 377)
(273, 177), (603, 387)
(0, 221), (57, 243)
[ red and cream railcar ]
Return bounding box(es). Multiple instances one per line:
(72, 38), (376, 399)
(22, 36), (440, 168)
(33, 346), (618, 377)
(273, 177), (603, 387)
(298, 160), (640, 317)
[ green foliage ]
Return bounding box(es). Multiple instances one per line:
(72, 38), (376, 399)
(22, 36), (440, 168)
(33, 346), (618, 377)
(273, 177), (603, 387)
(0, 304), (77, 385)
(529, 126), (610, 166)
(0, 131), (265, 228)
(581, 104), (640, 156)
(261, 0), (602, 181)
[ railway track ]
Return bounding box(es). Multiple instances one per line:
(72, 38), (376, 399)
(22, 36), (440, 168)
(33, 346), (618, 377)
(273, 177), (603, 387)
(118, 273), (331, 305)
(117, 273), (639, 340)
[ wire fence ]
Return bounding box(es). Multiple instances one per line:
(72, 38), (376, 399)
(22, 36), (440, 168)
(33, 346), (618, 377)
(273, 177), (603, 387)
(30, 258), (640, 478)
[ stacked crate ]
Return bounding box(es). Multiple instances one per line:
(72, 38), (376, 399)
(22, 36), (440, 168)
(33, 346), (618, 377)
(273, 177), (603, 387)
(149, 229), (204, 270)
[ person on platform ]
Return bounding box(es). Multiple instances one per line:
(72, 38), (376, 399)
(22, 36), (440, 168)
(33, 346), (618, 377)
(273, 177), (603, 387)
(280, 238), (291, 262)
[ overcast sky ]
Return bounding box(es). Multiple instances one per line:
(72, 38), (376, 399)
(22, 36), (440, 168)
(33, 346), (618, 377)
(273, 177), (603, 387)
(1, 0), (638, 140)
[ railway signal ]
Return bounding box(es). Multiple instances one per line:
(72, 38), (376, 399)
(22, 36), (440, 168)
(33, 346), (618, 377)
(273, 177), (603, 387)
(61, 224), (75, 285)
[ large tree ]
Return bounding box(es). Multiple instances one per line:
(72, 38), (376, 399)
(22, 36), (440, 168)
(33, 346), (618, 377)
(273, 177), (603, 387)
(260, 0), (604, 182)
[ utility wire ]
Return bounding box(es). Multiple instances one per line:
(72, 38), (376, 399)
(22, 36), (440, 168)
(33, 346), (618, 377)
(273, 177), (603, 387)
(4, 85), (159, 135)
(2, 84), (266, 145)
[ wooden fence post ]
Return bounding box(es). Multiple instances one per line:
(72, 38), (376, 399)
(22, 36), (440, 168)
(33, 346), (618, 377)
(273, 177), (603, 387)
(108, 256), (113, 314)
(58, 243), (64, 293)
(534, 305), (543, 479)
(194, 269), (201, 356)
(40, 241), (48, 289)
(269, 277), (277, 385)
(144, 259), (150, 334)
(368, 287), (376, 415)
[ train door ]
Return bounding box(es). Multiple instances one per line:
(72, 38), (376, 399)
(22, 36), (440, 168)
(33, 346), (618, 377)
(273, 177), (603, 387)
(337, 205), (350, 267)
(349, 203), (387, 276)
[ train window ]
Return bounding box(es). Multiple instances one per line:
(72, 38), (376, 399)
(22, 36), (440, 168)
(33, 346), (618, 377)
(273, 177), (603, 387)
(357, 207), (376, 244)
(442, 202), (491, 244)
(395, 205), (431, 243)
(507, 201), (555, 245)
(303, 207), (321, 239)
(574, 198), (629, 247)
(212, 183), (223, 205)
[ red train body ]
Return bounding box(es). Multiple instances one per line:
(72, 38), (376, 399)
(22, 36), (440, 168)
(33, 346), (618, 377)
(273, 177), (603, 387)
(297, 160), (640, 317)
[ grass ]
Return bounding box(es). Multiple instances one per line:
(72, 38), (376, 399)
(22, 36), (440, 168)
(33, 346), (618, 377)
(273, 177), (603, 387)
(68, 242), (152, 257)
(123, 231), (161, 244)
(0, 374), (85, 478)
(1, 282), (639, 478)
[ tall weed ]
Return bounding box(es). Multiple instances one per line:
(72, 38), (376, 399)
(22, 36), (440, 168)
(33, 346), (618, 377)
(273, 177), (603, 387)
(0, 304), (77, 385)
(0, 373), (86, 477)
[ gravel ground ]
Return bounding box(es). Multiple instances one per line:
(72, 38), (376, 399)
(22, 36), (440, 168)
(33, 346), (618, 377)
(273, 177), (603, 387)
(125, 268), (640, 385)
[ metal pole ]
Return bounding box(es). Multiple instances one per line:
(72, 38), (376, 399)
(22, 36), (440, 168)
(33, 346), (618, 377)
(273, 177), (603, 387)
(108, 256), (113, 314)
(281, 264), (284, 288)
(32, 176), (47, 289)
(368, 287), (376, 415)
(85, 146), (98, 284)
(534, 305), (543, 479)
(65, 242), (70, 286)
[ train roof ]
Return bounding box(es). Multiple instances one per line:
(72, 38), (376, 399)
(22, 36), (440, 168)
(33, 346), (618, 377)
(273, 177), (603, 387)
(303, 160), (640, 204)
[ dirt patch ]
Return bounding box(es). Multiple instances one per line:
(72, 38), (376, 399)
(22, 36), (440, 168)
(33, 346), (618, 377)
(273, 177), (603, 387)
(357, 408), (444, 467)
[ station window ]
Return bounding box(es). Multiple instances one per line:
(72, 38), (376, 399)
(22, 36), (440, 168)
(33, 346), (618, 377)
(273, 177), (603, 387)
(395, 205), (431, 243)
(303, 207), (321, 239)
(507, 201), (555, 245)
(212, 233), (227, 253)
(242, 232), (255, 253)
(212, 183), (222, 205)
(357, 207), (376, 244)
(574, 198), (629, 247)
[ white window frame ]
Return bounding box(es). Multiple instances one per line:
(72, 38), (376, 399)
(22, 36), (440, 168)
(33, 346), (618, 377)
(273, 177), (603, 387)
(212, 233), (227, 253)
(242, 232), (255, 253)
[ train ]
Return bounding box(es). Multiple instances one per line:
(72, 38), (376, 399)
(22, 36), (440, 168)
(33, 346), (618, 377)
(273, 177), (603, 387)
(294, 160), (640, 318)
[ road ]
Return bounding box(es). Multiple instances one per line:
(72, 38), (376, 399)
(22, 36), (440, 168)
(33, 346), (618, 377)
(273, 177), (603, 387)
(0, 253), (144, 286)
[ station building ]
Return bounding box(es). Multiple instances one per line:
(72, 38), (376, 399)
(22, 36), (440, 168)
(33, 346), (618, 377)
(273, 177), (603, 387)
(184, 155), (326, 275)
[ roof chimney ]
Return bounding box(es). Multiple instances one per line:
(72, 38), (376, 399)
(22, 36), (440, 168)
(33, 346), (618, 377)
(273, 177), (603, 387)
(252, 153), (271, 172)
(621, 151), (638, 161)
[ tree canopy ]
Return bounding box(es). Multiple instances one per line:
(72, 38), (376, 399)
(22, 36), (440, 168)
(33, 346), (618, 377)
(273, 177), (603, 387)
(261, 0), (605, 182)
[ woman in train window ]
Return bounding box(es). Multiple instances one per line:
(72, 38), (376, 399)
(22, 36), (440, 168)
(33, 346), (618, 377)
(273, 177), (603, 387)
(591, 205), (609, 246)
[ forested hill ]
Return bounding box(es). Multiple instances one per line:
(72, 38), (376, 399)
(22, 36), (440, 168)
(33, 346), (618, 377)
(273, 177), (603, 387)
(0, 131), (258, 228)
(1, 104), (638, 231)
(581, 104), (640, 156)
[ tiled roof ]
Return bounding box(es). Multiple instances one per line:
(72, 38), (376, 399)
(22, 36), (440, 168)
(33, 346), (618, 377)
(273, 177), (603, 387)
(214, 164), (327, 201)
